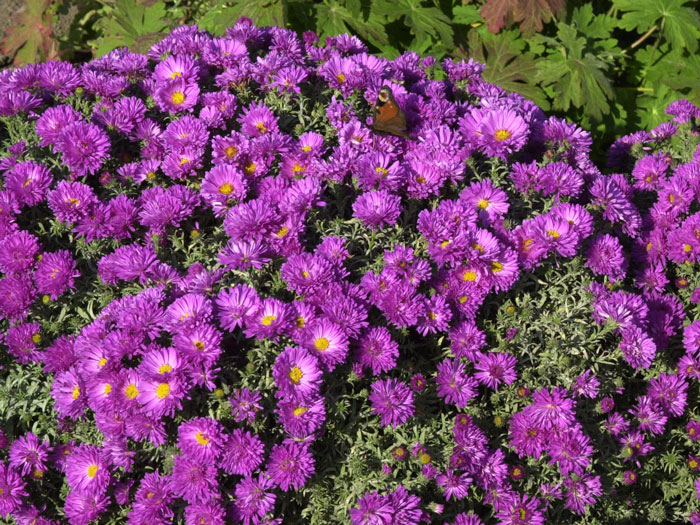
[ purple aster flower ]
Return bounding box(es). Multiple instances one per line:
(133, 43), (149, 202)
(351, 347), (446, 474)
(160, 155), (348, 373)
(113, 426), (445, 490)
(496, 493), (545, 525)
(139, 375), (186, 418)
(353, 190), (402, 231)
(64, 489), (110, 525)
(244, 297), (291, 341)
(528, 387), (576, 430)
(416, 294), (452, 336)
(33, 250), (80, 300)
(129, 472), (174, 524)
(547, 426), (594, 475)
(0, 231), (39, 274)
(474, 107), (529, 158)
(171, 455), (218, 504)
(460, 180), (509, 226)
(200, 164), (247, 217)
(647, 373), (688, 417)
(350, 491), (395, 525)
(687, 420), (700, 441)
(155, 78), (200, 113)
(629, 395), (667, 434)
(449, 321), (487, 361)
(51, 367), (87, 420)
(8, 432), (50, 479)
(474, 352), (517, 389)
(273, 345), (322, 401)
(508, 411), (546, 459)
(563, 473), (602, 515)
(4, 322), (42, 364)
(47, 181), (98, 223)
(229, 388), (263, 425)
(620, 326), (657, 370)
(177, 417), (225, 463)
(302, 318), (349, 371)
(55, 121), (110, 177)
(355, 326), (399, 375)
(233, 474), (276, 523)
(275, 394), (326, 438)
(172, 323), (222, 368)
(65, 445), (111, 497)
(185, 501), (226, 525)
(0, 461), (28, 516)
(585, 234), (628, 281)
(5, 161), (53, 208)
(35, 105), (82, 148)
(436, 469), (472, 501)
(571, 370), (600, 399)
(215, 284), (260, 332)
(238, 101), (279, 137)
(435, 359), (477, 408)
(221, 429), (265, 476)
(632, 152), (669, 190)
(266, 440), (315, 491)
(369, 378), (414, 428)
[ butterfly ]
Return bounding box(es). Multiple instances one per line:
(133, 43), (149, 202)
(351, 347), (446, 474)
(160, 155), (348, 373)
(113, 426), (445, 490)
(371, 86), (410, 138)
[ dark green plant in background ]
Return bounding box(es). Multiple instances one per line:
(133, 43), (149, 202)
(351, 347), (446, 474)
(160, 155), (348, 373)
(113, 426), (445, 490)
(1, 0), (700, 161)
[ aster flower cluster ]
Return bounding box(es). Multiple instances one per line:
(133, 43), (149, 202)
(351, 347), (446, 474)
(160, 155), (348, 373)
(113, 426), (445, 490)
(2, 17), (700, 525)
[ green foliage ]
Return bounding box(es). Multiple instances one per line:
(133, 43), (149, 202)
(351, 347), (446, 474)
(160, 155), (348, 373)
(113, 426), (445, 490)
(0, 0), (58, 64)
(91, 0), (171, 55)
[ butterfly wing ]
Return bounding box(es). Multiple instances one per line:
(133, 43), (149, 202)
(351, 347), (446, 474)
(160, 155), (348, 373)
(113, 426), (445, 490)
(372, 99), (409, 138)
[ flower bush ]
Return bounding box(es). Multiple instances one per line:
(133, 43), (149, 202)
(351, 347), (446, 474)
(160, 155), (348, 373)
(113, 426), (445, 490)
(1, 19), (700, 525)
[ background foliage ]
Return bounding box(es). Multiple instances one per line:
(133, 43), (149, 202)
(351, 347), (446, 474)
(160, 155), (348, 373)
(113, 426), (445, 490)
(2, 0), (700, 160)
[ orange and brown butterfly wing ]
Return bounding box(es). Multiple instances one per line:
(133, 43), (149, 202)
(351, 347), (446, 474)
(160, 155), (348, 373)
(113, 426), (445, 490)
(372, 98), (409, 138)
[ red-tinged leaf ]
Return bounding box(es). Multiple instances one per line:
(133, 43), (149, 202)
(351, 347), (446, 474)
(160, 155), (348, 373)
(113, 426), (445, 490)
(480, 0), (513, 34)
(481, 0), (566, 36)
(514, 0), (567, 35)
(1, 0), (55, 65)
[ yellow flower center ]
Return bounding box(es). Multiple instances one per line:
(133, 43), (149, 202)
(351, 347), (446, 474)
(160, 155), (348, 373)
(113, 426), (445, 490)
(376, 167), (388, 178)
(171, 91), (185, 105)
(179, 156), (190, 166)
(170, 71), (182, 79)
(419, 453), (431, 464)
(416, 176), (427, 184)
(523, 238), (534, 251)
(256, 122), (267, 134)
(292, 163), (305, 174)
(244, 162), (257, 174)
(289, 366), (303, 384)
(218, 183), (233, 195)
(225, 145), (238, 158)
(155, 383), (171, 399)
(477, 198), (489, 209)
(294, 406), (308, 416)
(296, 316), (306, 329)
(491, 261), (504, 273)
(261, 315), (276, 326)
(301, 145), (312, 152)
(146, 171), (156, 180)
(159, 364), (172, 374)
(458, 295), (468, 304)
(684, 244), (692, 253)
(494, 129), (512, 141)
(23, 178), (32, 188)
(690, 459), (698, 469)
(277, 226), (289, 238)
(72, 385), (80, 400)
(314, 337), (330, 351)
(195, 431), (210, 446)
(547, 229), (560, 239)
(32, 333), (41, 344)
(462, 270), (477, 282)
(512, 467), (522, 476)
(336, 73), (346, 84)
(87, 464), (98, 478)
(194, 340), (205, 351)
(125, 384), (139, 399)
(519, 508), (527, 520)
(104, 384), (112, 395)
(440, 240), (451, 249)
(669, 194), (675, 203)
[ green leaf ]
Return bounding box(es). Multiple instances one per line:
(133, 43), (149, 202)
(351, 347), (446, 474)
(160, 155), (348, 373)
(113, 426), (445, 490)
(614, 0), (700, 52)
(1, 0), (57, 64)
(452, 5), (482, 26)
(313, 1), (389, 49)
(373, 0), (453, 47)
(92, 0), (170, 57)
(467, 29), (549, 110)
(534, 22), (617, 121)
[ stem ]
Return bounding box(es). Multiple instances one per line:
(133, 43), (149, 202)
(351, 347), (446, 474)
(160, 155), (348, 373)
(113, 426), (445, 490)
(622, 24), (658, 54)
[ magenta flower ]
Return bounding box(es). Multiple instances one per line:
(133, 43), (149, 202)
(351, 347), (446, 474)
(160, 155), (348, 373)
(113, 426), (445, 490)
(368, 378), (414, 428)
